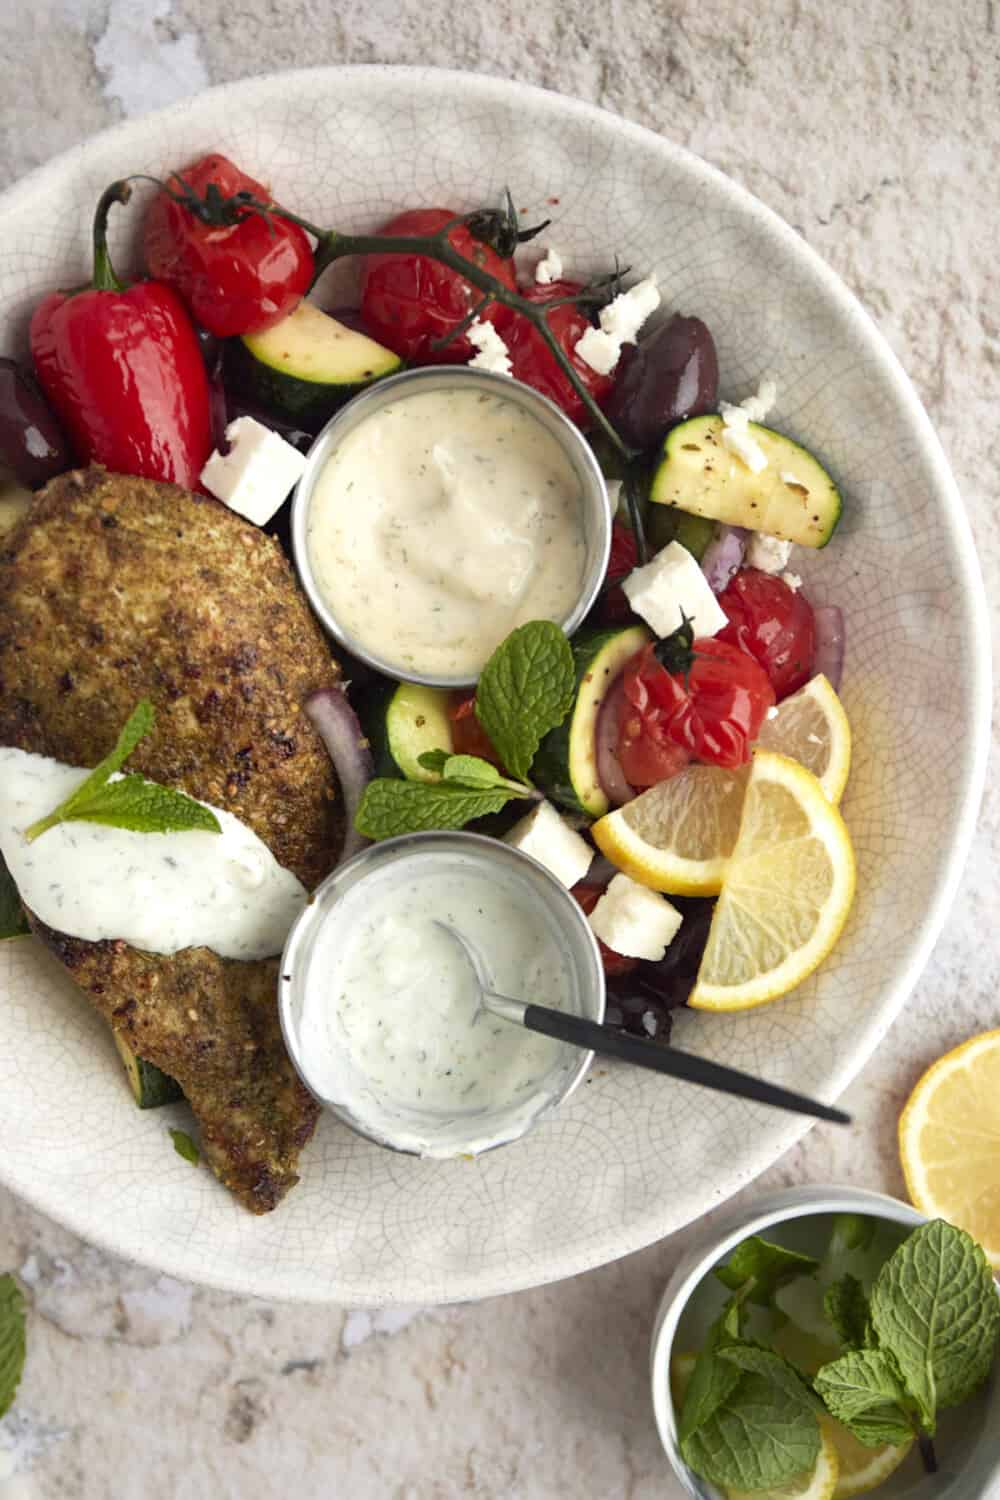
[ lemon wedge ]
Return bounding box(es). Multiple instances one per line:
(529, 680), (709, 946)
(689, 750), (856, 1011)
(898, 1028), (1000, 1269)
(755, 674), (851, 804)
(592, 764), (749, 896)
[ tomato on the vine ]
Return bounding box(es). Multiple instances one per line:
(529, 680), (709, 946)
(359, 207), (516, 365)
(494, 281), (615, 427)
(449, 693), (502, 767)
(571, 883), (639, 977)
(144, 154), (313, 338)
(616, 624), (775, 786)
(716, 567), (816, 700)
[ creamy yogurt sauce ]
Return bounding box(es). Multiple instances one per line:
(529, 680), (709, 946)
(0, 748), (307, 959)
(305, 386), (588, 678)
(292, 851), (579, 1156)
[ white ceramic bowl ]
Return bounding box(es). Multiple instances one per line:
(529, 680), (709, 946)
(0, 67), (990, 1303)
(650, 1187), (1000, 1499)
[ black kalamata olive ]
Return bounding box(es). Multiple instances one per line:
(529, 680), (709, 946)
(0, 358), (72, 486)
(604, 314), (719, 453)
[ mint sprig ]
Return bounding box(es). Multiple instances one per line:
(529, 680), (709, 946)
(474, 620), (575, 782)
(0, 855), (29, 941)
(0, 1274), (26, 1420)
(813, 1349), (915, 1446)
(714, 1235), (819, 1306)
(681, 1367), (820, 1491)
(417, 751), (537, 797)
(355, 779), (520, 840)
(23, 701), (220, 842)
(824, 1272), (869, 1351)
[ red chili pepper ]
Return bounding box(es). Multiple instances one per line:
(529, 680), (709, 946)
(30, 181), (212, 491)
(144, 154), (314, 338)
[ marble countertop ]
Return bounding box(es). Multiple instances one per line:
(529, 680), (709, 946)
(1, 2), (997, 1496)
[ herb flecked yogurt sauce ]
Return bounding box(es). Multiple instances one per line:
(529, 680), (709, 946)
(305, 386), (588, 679)
(291, 849), (581, 1156)
(0, 748), (307, 959)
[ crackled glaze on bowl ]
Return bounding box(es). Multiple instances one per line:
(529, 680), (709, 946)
(0, 67), (989, 1304)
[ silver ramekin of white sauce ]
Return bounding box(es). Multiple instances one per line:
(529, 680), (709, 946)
(291, 367), (611, 688)
(278, 831), (606, 1158)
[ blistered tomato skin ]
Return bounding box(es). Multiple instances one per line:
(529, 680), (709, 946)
(495, 281), (616, 427)
(604, 314), (719, 452)
(359, 208), (517, 365)
(717, 567), (817, 700)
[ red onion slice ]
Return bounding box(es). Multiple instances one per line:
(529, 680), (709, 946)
(595, 675), (636, 809)
(700, 525), (747, 593)
(305, 687), (374, 867)
(812, 606), (845, 692)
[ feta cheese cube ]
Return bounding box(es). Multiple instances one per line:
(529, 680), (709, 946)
(575, 326), (621, 376)
(200, 417), (308, 527)
(534, 247), (564, 285)
(622, 540), (729, 639)
(467, 319), (513, 376)
(746, 533), (793, 574)
(598, 276), (661, 343)
(502, 801), (593, 889)
(587, 873), (682, 961)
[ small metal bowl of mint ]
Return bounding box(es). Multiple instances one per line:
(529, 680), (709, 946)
(650, 1186), (1000, 1500)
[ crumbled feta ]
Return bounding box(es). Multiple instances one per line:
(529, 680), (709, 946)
(534, 247), (564, 285)
(739, 378), (777, 424)
(587, 874), (682, 961)
(718, 379), (777, 473)
(467, 318), (513, 376)
(605, 478), (623, 517)
(200, 417), (308, 527)
(502, 801), (593, 889)
(746, 533), (793, 574)
(575, 277), (661, 376)
(622, 540), (729, 639)
(720, 425), (769, 473)
(780, 471), (802, 488)
(574, 326), (621, 376)
(765, 705), (780, 721)
(780, 571), (803, 592)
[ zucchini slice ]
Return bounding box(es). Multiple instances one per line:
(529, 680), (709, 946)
(368, 680), (455, 782)
(533, 624), (650, 818)
(113, 1033), (183, 1110)
(228, 301), (402, 426)
(650, 415), (842, 548)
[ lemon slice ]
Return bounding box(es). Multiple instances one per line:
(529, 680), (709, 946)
(726, 1421), (839, 1500)
(755, 674), (852, 804)
(690, 750), (856, 1011)
(592, 764), (749, 896)
(822, 1416), (913, 1497)
(898, 1028), (1000, 1269)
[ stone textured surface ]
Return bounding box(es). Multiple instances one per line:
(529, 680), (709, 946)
(0, 2), (998, 1496)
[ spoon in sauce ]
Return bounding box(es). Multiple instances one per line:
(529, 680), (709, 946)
(433, 921), (851, 1125)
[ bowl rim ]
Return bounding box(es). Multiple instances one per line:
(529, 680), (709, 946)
(0, 64), (991, 1303)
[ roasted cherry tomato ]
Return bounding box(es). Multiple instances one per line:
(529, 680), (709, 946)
(449, 693), (503, 767)
(359, 207), (516, 365)
(495, 281), (615, 427)
(599, 518), (638, 624)
(144, 153), (314, 338)
(616, 629), (775, 784)
(571, 883), (639, 977)
(717, 567), (816, 700)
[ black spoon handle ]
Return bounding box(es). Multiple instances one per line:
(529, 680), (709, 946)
(522, 1003), (851, 1125)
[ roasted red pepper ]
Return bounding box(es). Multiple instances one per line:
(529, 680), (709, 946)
(30, 181), (212, 491)
(144, 154), (314, 338)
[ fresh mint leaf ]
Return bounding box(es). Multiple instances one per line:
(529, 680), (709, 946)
(0, 855), (28, 941)
(169, 1128), (200, 1166)
(824, 1273), (869, 1350)
(869, 1218), (1000, 1428)
(417, 749), (450, 775)
(714, 1236), (819, 1306)
(441, 755), (503, 790)
(47, 774), (221, 837)
(681, 1372), (820, 1491)
(355, 778), (520, 840)
(717, 1342), (824, 1411)
(475, 620), (575, 782)
(828, 1213), (876, 1259)
(813, 1349), (914, 1446)
(678, 1286), (752, 1442)
(25, 699), (155, 840)
(0, 1274), (25, 1420)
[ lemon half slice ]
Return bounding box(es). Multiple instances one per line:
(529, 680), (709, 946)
(755, 674), (851, 804)
(592, 764), (748, 896)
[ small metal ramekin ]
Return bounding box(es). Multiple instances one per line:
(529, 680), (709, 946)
(290, 366), (611, 689)
(650, 1186), (1000, 1500)
(278, 830), (606, 1158)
